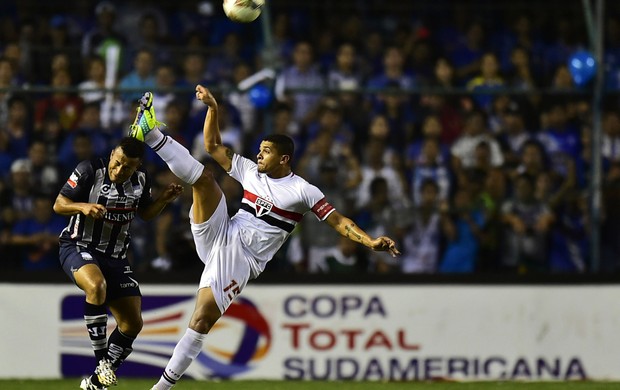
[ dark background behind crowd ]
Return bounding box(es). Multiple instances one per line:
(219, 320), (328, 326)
(1, 0), (620, 278)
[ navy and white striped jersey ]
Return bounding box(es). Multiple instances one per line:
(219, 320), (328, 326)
(59, 158), (153, 260)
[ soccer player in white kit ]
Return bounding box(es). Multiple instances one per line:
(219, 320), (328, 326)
(129, 86), (400, 390)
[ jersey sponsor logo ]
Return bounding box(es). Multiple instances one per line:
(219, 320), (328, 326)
(103, 207), (137, 225)
(100, 184), (111, 196)
(255, 196), (274, 217)
(67, 172), (79, 188)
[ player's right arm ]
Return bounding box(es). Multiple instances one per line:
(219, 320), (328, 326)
(196, 84), (233, 172)
(53, 160), (107, 219)
(53, 194), (107, 219)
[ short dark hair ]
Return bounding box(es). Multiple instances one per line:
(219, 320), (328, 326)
(262, 134), (295, 161)
(117, 137), (145, 160)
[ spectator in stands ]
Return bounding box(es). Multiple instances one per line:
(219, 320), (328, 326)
(371, 80), (416, 152)
(500, 173), (555, 273)
(22, 140), (61, 196)
(57, 103), (109, 172)
(537, 102), (581, 183)
(2, 41), (28, 85)
(451, 110), (504, 186)
(226, 62), (257, 135)
(355, 177), (406, 273)
(8, 194), (66, 271)
(406, 113), (452, 171)
(356, 137), (407, 210)
(548, 190), (588, 273)
(207, 32), (246, 87)
(466, 52), (505, 112)
(128, 12), (172, 64)
(149, 170), (198, 273)
(152, 63), (177, 124)
(0, 131), (11, 182)
(58, 131), (98, 179)
(78, 55), (107, 104)
(299, 159), (354, 273)
(297, 126), (361, 191)
(118, 48), (156, 103)
(496, 101), (533, 169)
(34, 68), (83, 132)
(409, 137), (451, 206)
(81, 1), (126, 59)
(438, 186), (485, 273)
(506, 46), (539, 90)
(1, 158), (36, 225)
(321, 236), (364, 273)
(4, 94), (32, 160)
(0, 57), (16, 127)
(274, 41), (325, 125)
(327, 42), (363, 92)
(401, 178), (450, 273)
(451, 21), (487, 83)
(360, 31), (385, 78)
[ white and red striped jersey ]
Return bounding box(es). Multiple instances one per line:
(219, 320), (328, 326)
(229, 153), (335, 269)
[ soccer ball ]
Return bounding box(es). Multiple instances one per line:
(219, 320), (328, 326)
(223, 0), (265, 23)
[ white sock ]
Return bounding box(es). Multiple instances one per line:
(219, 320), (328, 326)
(147, 129), (204, 185)
(153, 328), (206, 389)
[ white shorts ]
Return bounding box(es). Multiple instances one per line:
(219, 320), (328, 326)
(190, 195), (252, 314)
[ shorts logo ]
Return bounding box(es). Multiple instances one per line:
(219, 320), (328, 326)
(254, 197), (273, 217)
(80, 252), (93, 261)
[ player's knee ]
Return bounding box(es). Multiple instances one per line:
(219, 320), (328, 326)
(119, 316), (143, 337)
(85, 279), (107, 305)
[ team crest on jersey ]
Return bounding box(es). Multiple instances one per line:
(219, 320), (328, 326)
(254, 196), (273, 217)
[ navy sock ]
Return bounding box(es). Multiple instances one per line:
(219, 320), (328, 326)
(84, 302), (108, 363)
(108, 327), (136, 370)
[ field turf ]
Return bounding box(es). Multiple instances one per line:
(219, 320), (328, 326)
(1, 380), (620, 390)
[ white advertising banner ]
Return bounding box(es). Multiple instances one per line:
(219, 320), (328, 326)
(0, 283), (619, 380)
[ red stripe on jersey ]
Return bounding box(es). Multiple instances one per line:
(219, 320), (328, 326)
(243, 190), (303, 222)
(67, 179), (77, 188)
(312, 198), (334, 220)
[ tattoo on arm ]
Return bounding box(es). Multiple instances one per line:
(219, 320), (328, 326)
(225, 147), (233, 162)
(344, 223), (364, 244)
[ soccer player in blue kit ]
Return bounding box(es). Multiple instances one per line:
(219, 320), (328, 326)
(54, 136), (183, 390)
(127, 86), (400, 389)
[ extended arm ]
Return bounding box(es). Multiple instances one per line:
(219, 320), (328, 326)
(325, 210), (400, 257)
(137, 183), (183, 221)
(196, 84), (233, 172)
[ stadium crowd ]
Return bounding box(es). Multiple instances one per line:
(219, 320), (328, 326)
(1, 0), (620, 275)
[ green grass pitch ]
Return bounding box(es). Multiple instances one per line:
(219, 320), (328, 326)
(1, 380), (620, 390)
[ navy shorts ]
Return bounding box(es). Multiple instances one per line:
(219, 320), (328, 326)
(59, 242), (142, 302)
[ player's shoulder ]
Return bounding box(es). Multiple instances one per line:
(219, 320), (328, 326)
(289, 172), (321, 191)
(75, 158), (103, 173)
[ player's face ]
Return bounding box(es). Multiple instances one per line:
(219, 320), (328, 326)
(256, 141), (285, 173)
(108, 147), (141, 183)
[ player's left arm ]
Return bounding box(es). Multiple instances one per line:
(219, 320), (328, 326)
(138, 183), (183, 221)
(325, 210), (400, 257)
